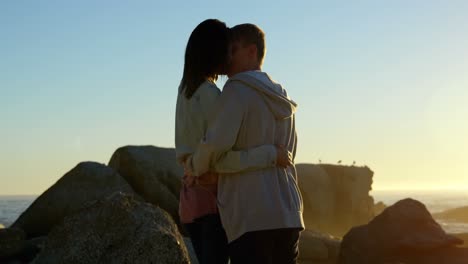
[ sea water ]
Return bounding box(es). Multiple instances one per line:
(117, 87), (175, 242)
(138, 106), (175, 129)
(0, 195), (36, 228)
(1, 190), (468, 233)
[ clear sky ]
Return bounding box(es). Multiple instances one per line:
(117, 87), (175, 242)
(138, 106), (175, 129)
(1, 1), (467, 195)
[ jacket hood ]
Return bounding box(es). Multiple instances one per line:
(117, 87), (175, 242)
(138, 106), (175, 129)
(227, 71), (297, 120)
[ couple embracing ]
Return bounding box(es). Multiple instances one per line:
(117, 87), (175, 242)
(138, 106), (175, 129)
(175, 19), (304, 264)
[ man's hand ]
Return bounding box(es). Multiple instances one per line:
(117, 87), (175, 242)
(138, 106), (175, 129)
(276, 145), (293, 168)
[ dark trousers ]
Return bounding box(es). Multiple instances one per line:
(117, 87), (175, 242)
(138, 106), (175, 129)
(185, 214), (229, 264)
(229, 228), (301, 264)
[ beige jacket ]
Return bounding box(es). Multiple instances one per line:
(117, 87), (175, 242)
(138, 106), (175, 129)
(175, 80), (278, 173)
(188, 72), (305, 242)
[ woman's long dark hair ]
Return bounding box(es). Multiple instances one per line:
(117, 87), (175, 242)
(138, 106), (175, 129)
(180, 19), (230, 99)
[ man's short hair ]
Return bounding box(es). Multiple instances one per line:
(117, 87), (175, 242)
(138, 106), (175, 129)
(231, 23), (266, 65)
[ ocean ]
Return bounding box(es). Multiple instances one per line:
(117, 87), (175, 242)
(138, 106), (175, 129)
(1, 190), (467, 233)
(0, 195), (36, 228)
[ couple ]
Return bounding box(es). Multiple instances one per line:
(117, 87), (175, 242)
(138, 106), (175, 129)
(175, 19), (304, 264)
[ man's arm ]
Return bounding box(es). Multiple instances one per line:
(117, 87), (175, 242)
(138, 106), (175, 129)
(185, 143), (293, 175)
(212, 145), (277, 173)
(185, 81), (290, 175)
(186, 81), (246, 176)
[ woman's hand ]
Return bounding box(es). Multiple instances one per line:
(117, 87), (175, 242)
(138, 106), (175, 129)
(197, 172), (218, 185)
(183, 162), (194, 177)
(182, 157), (196, 186)
(276, 145), (293, 168)
(183, 159), (217, 186)
(182, 175), (197, 187)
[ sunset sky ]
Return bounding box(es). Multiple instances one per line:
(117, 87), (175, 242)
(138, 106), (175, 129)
(2, 1), (467, 195)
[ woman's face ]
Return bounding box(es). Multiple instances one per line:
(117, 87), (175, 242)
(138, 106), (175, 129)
(217, 43), (233, 76)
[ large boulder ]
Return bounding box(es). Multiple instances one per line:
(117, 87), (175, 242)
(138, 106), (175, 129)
(34, 192), (190, 264)
(433, 206), (468, 223)
(339, 198), (468, 264)
(320, 165), (374, 226)
(452, 233), (468, 248)
(108, 146), (183, 224)
(0, 227), (47, 263)
(12, 162), (135, 238)
(373, 201), (387, 216)
(298, 230), (341, 264)
(0, 227), (25, 260)
(297, 164), (334, 231)
(297, 164), (374, 236)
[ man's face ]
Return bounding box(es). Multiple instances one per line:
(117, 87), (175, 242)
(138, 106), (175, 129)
(227, 40), (250, 77)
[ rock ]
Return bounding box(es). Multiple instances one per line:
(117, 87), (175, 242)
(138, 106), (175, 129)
(452, 233), (468, 248)
(297, 164), (374, 236)
(0, 227), (25, 259)
(374, 201), (387, 216)
(297, 164), (334, 232)
(26, 236), (47, 251)
(108, 146), (183, 224)
(11, 162), (135, 238)
(0, 231), (46, 263)
(299, 229), (341, 263)
(34, 192), (190, 264)
(395, 247), (468, 264)
(2, 260), (22, 264)
(19, 236), (48, 262)
(338, 225), (374, 264)
(339, 198), (467, 264)
(433, 205), (468, 223)
(369, 198), (462, 250)
(299, 231), (329, 260)
(320, 165), (374, 227)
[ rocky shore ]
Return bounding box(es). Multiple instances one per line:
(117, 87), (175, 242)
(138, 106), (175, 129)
(0, 145), (467, 263)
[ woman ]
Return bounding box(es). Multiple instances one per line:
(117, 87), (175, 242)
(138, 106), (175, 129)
(175, 19), (290, 264)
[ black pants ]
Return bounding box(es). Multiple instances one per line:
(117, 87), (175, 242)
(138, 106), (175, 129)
(229, 228), (302, 264)
(185, 214), (229, 264)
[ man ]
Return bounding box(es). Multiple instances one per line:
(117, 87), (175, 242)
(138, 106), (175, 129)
(187, 23), (304, 264)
